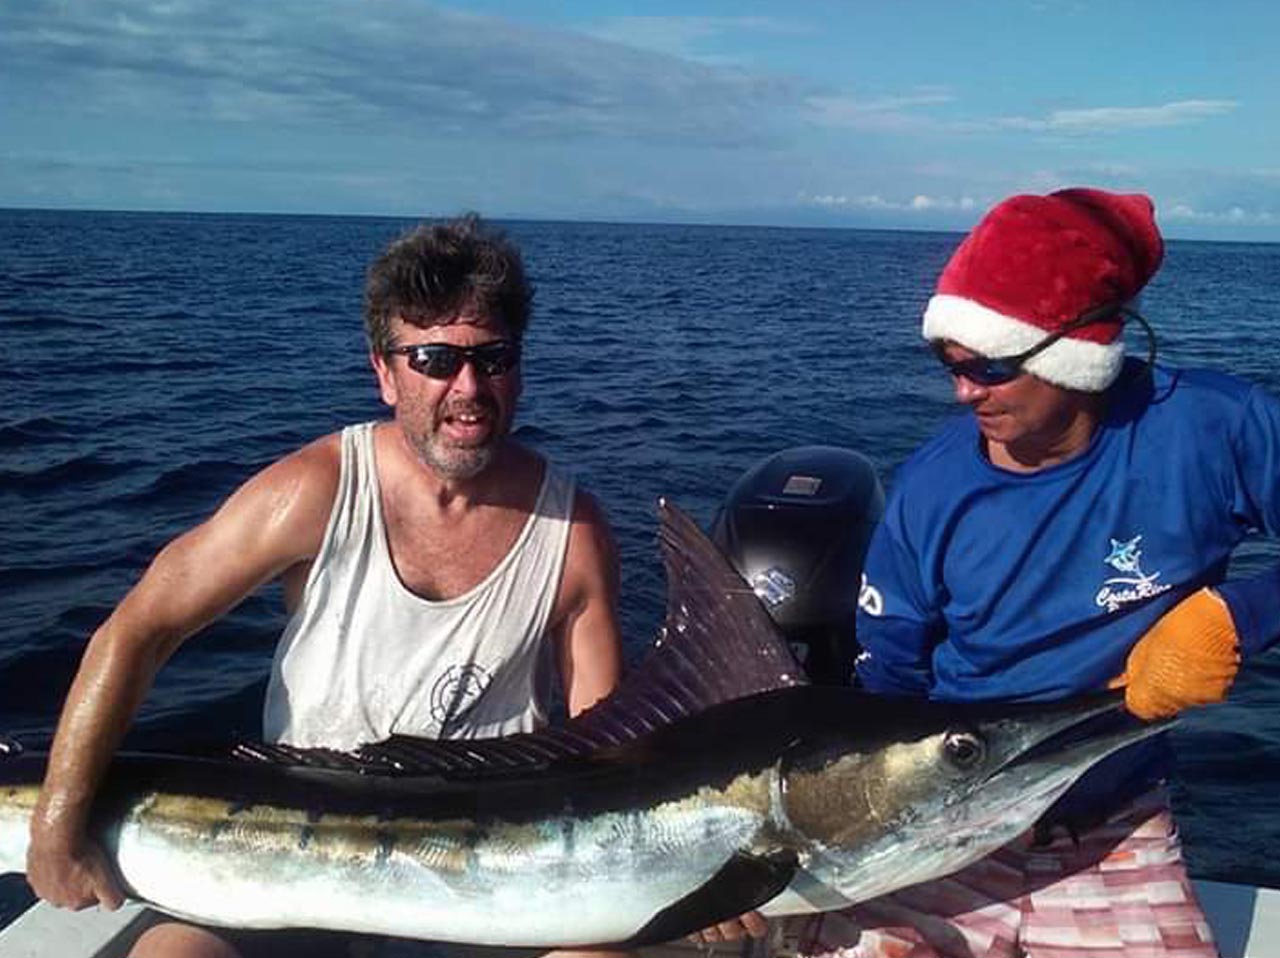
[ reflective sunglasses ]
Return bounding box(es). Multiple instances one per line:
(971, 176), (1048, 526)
(933, 344), (1042, 387)
(386, 340), (521, 379)
(933, 303), (1151, 387)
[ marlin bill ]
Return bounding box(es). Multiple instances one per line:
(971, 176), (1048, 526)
(0, 501), (1170, 947)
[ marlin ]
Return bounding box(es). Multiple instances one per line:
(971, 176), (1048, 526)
(0, 501), (1169, 947)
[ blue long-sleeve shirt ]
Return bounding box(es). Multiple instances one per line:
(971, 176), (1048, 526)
(853, 360), (1280, 820)
(856, 361), (1280, 703)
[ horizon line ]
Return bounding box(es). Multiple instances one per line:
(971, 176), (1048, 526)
(1, 204), (1275, 246)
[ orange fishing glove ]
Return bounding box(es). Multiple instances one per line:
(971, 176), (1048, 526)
(1114, 588), (1241, 721)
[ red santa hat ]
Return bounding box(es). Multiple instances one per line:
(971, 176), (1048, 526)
(922, 188), (1165, 392)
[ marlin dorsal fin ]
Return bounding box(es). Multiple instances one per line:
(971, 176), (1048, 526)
(564, 497), (808, 746)
(233, 499), (807, 778)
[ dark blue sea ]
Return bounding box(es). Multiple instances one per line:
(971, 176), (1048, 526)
(2, 209), (1278, 923)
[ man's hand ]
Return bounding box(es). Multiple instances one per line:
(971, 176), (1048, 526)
(687, 911), (769, 945)
(26, 825), (125, 911)
(1115, 588), (1241, 721)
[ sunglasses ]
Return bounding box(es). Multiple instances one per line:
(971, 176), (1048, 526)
(933, 347), (1037, 387)
(933, 303), (1146, 387)
(385, 340), (521, 380)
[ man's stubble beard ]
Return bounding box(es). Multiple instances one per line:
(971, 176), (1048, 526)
(407, 397), (511, 481)
(412, 433), (500, 481)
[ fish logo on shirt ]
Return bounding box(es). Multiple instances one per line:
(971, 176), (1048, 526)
(1096, 535), (1171, 613)
(1104, 536), (1145, 574)
(430, 663), (493, 737)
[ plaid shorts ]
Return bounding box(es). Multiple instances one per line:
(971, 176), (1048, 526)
(788, 790), (1217, 958)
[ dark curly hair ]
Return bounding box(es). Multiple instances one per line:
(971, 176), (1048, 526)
(363, 214), (533, 355)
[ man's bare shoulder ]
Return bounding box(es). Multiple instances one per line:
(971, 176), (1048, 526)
(281, 431), (343, 480)
(119, 432), (349, 625)
(244, 432), (342, 508)
(563, 486), (620, 585)
(204, 431), (345, 565)
(569, 485), (612, 531)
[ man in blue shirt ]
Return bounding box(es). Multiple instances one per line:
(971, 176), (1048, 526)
(793, 188), (1280, 957)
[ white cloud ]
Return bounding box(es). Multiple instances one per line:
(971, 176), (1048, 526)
(803, 95), (1236, 140)
(986, 99), (1238, 135)
(583, 15), (806, 61)
(1164, 203), (1278, 225)
(801, 192), (978, 213)
(806, 91), (954, 131)
(0, 0), (808, 147)
(1075, 162), (1143, 178)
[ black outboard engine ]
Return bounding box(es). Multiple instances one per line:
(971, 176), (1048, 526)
(711, 445), (885, 685)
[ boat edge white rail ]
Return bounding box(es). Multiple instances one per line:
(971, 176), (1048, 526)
(0, 900), (158, 957)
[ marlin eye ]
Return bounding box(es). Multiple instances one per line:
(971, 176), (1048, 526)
(943, 731), (986, 769)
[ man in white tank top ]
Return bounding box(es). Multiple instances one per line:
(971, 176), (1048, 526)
(27, 216), (625, 958)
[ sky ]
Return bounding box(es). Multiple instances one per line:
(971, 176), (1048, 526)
(3, 1), (1279, 239)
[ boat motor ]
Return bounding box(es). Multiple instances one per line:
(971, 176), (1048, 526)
(711, 445), (884, 685)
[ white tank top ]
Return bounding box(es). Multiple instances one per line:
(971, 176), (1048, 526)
(263, 422), (575, 750)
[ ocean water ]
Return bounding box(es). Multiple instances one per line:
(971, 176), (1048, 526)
(1, 209), (1278, 923)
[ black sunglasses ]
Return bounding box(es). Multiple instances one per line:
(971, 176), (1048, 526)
(386, 340), (521, 380)
(933, 303), (1154, 387)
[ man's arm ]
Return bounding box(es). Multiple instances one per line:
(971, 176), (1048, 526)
(26, 437), (340, 910)
(554, 490), (623, 718)
(1216, 384), (1280, 659)
(853, 497), (942, 696)
(542, 493), (628, 958)
(1120, 383), (1280, 719)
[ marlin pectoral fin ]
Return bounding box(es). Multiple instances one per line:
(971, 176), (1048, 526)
(622, 847), (799, 947)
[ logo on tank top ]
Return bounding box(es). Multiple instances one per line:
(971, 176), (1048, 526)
(430, 663), (494, 737)
(1095, 535), (1171, 613)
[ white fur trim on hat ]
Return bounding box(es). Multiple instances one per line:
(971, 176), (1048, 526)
(923, 294), (1124, 392)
